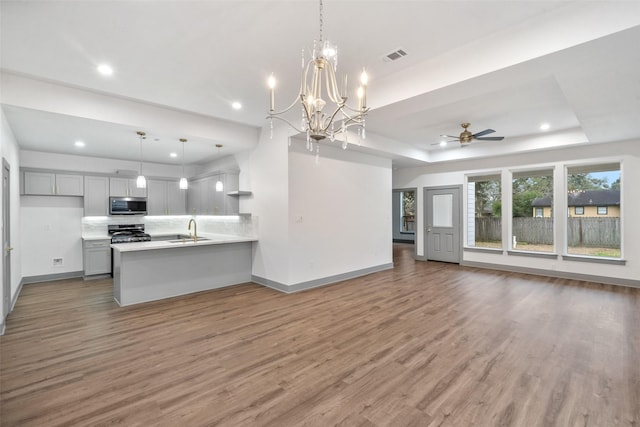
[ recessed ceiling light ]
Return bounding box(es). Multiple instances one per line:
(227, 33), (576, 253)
(231, 101), (242, 110)
(74, 140), (85, 147)
(170, 152), (177, 158)
(540, 122), (550, 131)
(97, 64), (113, 76)
(439, 141), (447, 147)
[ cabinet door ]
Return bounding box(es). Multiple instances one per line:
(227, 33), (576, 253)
(84, 176), (109, 216)
(147, 180), (167, 215)
(210, 176), (224, 215)
(187, 180), (201, 214)
(24, 172), (55, 195)
(128, 179), (147, 197)
(223, 173), (239, 215)
(55, 174), (84, 196)
(109, 177), (129, 196)
(84, 240), (111, 275)
(167, 181), (187, 215)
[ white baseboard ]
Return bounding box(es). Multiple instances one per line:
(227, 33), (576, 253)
(253, 263), (394, 294)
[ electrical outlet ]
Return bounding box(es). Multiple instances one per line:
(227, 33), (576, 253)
(52, 257), (64, 267)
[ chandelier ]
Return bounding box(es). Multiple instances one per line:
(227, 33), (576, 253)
(267, 0), (368, 158)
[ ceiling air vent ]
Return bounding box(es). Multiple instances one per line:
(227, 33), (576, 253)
(383, 48), (408, 62)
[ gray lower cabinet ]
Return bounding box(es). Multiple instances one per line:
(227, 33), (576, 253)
(84, 176), (109, 216)
(23, 171), (84, 196)
(83, 239), (111, 276)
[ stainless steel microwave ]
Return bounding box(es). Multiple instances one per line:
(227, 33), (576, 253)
(109, 197), (147, 215)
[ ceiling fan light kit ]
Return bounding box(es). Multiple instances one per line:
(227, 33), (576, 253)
(436, 122), (504, 147)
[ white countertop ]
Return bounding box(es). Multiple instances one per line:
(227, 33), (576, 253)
(82, 235), (111, 241)
(110, 233), (257, 252)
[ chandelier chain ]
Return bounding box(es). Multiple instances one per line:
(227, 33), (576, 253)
(319, 0), (323, 44)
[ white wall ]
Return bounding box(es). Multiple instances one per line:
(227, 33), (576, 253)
(242, 126), (291, 285)
(1, 108), (22, 323)
(393, 139), (640, 284)
(288, 146), (392, 284)
(20, 196), (84, 277)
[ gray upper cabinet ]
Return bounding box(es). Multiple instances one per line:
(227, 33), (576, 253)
(166, 181), (187, 215)
(109, 177), (147, 197)
(187, 179), (202, 215)
(186, 172), (239, 215)
(147, 180), (186, 215)
(84, 176), (109, 216)
(146, 180), (168, 215)
(24, 171), (84, 196)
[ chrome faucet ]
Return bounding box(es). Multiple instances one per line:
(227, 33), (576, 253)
(188, 218), (198, 242)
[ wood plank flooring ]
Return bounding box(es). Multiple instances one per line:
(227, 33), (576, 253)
(1, 244), (639, 426)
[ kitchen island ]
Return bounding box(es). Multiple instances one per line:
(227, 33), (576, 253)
(111, 233), (257, 306)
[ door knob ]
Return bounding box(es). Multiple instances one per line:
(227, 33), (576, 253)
(6, 246), (13, 252)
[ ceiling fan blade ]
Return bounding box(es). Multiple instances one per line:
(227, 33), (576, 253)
(440, 134), (459, 139)
(472, 129), (495, 137)
(475, 136), (504, 141)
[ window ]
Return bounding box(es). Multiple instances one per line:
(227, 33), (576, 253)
(574, 206), (584, 215)
(400, 190), (415, 233)
(512, 169), (554, 252)
(467, 175), (501, 248)
(567, 163), (620, 258)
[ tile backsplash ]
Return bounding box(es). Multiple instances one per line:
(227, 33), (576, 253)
(82, 215), (258, 238)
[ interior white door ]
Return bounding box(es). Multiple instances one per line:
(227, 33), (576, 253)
(425, 186), (461, 263)
(3, 160), (12, 317)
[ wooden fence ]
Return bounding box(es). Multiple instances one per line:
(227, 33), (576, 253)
(475, 217), (620, 247)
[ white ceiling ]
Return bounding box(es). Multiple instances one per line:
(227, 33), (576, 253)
(1, 1), (640, 167)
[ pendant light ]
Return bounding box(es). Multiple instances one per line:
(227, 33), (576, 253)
(136, 131), (146, 188)
(179, 138), (188, 190)
(215, 144), (223, 192)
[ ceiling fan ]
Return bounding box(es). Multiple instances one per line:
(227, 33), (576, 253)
(435, 123), (504, 146)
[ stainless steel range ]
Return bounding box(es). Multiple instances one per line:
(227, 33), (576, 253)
(109, 224), (151, 276)
(108, 224), (151, 243)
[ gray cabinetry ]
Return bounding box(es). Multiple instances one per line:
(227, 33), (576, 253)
(84, 176), (110, 216)
(187, 172), (239, 215)
(109, 177), (146, 197)
(147, 180), (186, 215)
(166, 180), (187, 215)
(24, 172), (84, 196)
(187, 179), (204, 215)
(83, 239), (111, 276)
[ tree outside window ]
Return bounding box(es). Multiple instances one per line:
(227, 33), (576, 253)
(467, 175), (501, 248)
(512, 170), (554, 252)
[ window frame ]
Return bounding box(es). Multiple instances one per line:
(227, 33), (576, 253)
(574, 206), (584, 215)
(565, 162), (622, 261)
(597, 206), (608, 215)
(509, 167), (555, 254)
(465, 173), (503, 250)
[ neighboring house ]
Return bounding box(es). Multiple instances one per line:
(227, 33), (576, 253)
(532, 190), (620, 217)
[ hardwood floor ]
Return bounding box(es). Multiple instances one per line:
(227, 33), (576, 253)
(1, 244), (638, 426)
